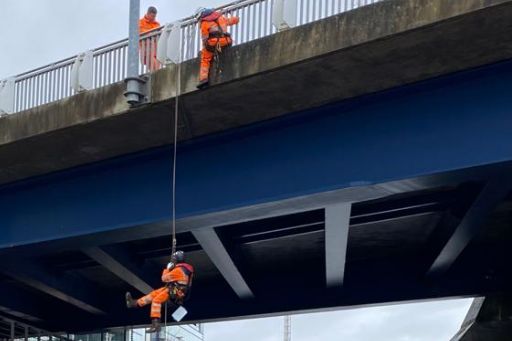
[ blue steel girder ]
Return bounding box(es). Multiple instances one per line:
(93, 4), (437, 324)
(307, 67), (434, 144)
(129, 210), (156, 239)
(1, 59), (512, 250)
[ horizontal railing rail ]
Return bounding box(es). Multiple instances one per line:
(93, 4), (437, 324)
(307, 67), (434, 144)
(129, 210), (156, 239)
(5, 0), (382, 114)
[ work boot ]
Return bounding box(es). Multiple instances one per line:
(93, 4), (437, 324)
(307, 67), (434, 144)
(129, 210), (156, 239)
(196, 80), (209, 89)
(125, 292), (137, 308)
(146, 318), (162, 333)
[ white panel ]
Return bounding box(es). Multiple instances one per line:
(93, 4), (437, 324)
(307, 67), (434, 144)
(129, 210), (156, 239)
(272, 0), (298, 31)
(71, 57), (80, 92)
(156, 24), (171, 64)
(79, 51), (93, 91)
(157, 22), (182, 65)
(172, 306), (188, 322)
(71, 51), (93, 93)
(283, 0), (298, 29)
(167, 23), (182, 64)
(0, 78), (15, 115)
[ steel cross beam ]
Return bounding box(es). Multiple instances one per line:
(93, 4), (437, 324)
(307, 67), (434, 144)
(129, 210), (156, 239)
(0, 282), (44, 323)
(83, 246), (154, 294)
(325, 203), (352, 287)
(0, 260), (106, 315)
(192, 228), (254, 299)
(428, 177), (512, 277)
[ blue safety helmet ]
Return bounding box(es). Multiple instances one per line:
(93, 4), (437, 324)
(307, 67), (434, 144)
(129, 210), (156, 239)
(171, 250), (185, 263)
(194, 7), (214, 20)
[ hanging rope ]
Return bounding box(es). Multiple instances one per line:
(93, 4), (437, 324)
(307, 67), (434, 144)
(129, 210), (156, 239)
(170, 56), (179, 257)
(164, 20), (195, 331)
(170, 22), (187, 256)
(170, 19), (195, 255)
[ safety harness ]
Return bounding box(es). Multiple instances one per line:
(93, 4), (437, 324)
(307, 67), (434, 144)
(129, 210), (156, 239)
(167, 264), (194, 305)
(206, 18), (232, 53)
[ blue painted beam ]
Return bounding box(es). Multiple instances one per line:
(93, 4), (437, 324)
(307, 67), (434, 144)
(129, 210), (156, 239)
(2, 59), (512, 249)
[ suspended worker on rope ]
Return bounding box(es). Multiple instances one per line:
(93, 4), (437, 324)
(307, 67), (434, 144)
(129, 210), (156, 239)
(195, 7), (240, 89)
(125, 251), (194, 333)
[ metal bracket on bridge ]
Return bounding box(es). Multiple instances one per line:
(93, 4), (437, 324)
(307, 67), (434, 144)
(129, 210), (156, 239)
(157, 22), (183, 65)
(272, 0), (298, 31)
(70, 50), (93, 93)
(0, 78), (15, 116)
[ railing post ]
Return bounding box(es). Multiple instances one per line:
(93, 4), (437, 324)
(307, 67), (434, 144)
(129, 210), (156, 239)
(272, 0), (298, 31)
(0, 78), (15, 115)
(71, 51), (93, 93)
(124, 0), (146, 106)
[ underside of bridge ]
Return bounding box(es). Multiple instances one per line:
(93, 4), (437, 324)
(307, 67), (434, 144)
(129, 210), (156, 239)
(2, 55), (512, 332)
(1, 170), (512, 334)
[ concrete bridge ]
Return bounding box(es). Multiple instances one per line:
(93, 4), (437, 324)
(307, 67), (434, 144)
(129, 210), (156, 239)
(2, 0), (512, 335)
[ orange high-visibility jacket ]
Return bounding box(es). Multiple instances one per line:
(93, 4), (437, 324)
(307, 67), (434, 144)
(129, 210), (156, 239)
(139, 15), (160, 34)
(200, 12), (239, 42)
(161, 263), (194, 286)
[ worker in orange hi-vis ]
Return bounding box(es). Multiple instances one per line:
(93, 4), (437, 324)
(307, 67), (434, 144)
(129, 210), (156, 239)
(195, 7), (240, 89)
(139, 6), (161, 71)
(125, 251), (194, 333)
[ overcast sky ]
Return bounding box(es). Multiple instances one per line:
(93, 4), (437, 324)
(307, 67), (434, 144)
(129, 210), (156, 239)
(0, 1), (474, 339)
(0, 0), (228, 79)
(203, 299), (473, 340)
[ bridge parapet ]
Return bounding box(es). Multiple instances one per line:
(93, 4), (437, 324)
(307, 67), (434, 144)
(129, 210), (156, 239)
(0, 0), (382, 114)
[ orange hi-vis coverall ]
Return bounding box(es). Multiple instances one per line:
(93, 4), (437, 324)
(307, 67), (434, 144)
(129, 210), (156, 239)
(136, 263), (194, 319)
(199, 11), (240, 83)
(139, 15), (161, 71)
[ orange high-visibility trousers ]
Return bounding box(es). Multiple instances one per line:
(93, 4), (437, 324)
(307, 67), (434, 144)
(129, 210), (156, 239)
(199, 37), (232, 82)
(140, 39), (160, 72)
(137, 287), (169, 319)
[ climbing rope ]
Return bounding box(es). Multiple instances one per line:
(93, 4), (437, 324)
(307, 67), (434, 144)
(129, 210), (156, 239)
(164, 20), (195, 331)
(170, 56), (179, 257)
(170, 19), (195, 255)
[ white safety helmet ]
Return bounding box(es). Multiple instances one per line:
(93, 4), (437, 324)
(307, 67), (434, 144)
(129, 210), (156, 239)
(194, 7), (207, 20)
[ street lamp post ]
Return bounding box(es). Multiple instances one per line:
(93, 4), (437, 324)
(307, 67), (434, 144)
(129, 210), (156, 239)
(124, 0), (145, 106)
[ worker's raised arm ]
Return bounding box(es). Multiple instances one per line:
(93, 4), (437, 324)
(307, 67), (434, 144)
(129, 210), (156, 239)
(161, 268), (176, 283)
(227, 16), (240, 26)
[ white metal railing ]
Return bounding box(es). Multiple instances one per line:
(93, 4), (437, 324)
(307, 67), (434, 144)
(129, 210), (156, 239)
(3, 0), (382, 114)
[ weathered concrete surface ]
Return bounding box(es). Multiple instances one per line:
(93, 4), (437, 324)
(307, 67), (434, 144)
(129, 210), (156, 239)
(2, 0), (512, 184)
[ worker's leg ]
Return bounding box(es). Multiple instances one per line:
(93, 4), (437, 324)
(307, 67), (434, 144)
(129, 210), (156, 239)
(199, 48), (214, 83)
(136, 287), (167, 308)
(150, 287), (170, 319)
(149, 39), (160, 71)
(149, 54), (160, 71)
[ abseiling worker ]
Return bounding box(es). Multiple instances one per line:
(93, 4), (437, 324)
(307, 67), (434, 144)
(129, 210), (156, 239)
(125, 251), (194, 333)
(195, 7), (240, 89)
(139, 6), (161, 71)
